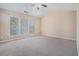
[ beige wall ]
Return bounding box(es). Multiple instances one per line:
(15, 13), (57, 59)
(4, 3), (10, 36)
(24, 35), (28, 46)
(77, 10), (79, 55)
(0, 13), (10, 41)
(0, 9), (41, 41)
(41, 11), (76, 40)
(0, 9), (76, 41)
(0, 14), (1, 40)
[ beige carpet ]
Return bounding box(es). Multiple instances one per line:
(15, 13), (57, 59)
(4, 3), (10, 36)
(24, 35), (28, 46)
(0, 36), (78, 56)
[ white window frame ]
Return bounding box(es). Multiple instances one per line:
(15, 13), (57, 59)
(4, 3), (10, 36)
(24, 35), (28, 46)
(10, 16), (35, 38)
(10, 16), (20, 37)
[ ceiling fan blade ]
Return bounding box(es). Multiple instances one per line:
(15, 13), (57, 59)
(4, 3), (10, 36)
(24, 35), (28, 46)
(41, 4), (47, 7)
(24, 11), (28, 13)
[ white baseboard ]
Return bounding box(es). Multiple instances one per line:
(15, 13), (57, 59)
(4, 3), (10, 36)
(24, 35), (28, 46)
(0, 34), (76, 44)
(42, 34), (76, 40)
(0, 34), (40, 44)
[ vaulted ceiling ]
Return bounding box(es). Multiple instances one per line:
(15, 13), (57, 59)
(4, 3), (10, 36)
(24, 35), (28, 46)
(0, 3), (79, 17)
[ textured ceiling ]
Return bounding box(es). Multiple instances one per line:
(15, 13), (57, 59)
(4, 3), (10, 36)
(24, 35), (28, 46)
(0, 3), (79, 17)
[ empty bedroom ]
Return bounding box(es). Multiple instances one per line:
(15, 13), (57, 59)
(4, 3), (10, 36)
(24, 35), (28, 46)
(0, 3), (78, 56)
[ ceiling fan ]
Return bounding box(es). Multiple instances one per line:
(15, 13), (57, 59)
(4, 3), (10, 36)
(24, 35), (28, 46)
(31, 4), (47, 7)
(24, 4), (47, 14)
(30, 3), (47, 10)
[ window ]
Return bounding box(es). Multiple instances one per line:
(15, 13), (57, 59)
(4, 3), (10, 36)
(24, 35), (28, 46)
(28, 20), (35, 33)
(10, 17), (19, 36)
(10, 16), (35, 36)
(21, 19), (28, 34)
